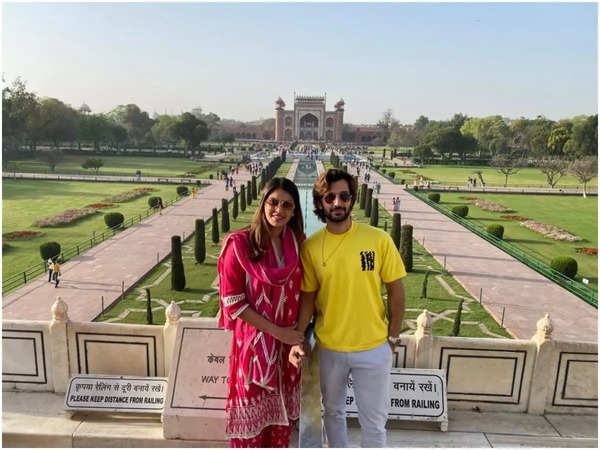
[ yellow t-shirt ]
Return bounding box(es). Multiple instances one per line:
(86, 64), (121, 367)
(301, 222), (406, 352)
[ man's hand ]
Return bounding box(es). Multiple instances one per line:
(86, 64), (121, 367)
(289, 344), (306, 367)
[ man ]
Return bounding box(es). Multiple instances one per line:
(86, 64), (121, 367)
(290, 168), (406, 448)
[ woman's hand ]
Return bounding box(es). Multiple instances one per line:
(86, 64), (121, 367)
(274, 326), (304, 345)
(289, 344), (306, 367)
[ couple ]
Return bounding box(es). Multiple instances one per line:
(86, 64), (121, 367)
(218, 169), (407, 448)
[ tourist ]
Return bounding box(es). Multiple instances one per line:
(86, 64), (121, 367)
(289, 168), (406, 448)
(218, 177), (305, 448)
(157, 198), (164, 215)
(47, 257), (54, 282)
(376, 182), (381, 194)
(52, 259), (61, 288)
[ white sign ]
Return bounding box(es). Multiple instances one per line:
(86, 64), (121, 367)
(65, 374), (168, 413)
(345, 368), (448, 430)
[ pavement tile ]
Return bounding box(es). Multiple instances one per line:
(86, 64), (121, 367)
(347, 428), (491, 448)
(544, 413), (598, 438)
(485, 433), (598, 447)
(447, 410), (559, 436)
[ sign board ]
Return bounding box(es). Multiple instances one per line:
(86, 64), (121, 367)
(345, 368), (448, 430)
(162, 318), (231, 441)
(64, 374), (167, 413)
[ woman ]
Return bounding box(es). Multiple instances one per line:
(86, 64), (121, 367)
(52, 259), (61, 288)
(218, 177), (305, 448)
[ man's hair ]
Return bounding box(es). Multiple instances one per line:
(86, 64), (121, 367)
(312, 169), (358, 223)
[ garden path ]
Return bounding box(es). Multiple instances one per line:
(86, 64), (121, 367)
(352, 168), (597, 342)
(2, 171), (253, 322)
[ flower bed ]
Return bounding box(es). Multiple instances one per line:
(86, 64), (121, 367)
(87, 202), (114, 208)
(576, 248), (598, 255)
(3, 230), (43, 240)
(521, 220), (582, 242)
(33, 208), (97, 227)
(467, 198), (510, 212)
(104, 187), (154, 203)
(460, 196), (478, 201)
(501, 215), (530, 221)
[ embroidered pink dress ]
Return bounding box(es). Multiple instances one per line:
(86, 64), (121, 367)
(218, 227), (302, 447)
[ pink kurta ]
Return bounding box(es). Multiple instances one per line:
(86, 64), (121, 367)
(218, 227), (302, 441)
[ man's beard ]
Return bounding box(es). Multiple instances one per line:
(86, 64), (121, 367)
(325, 206), (351, 223)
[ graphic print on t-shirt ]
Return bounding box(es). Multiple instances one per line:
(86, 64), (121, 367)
(360, 250), (375, 271)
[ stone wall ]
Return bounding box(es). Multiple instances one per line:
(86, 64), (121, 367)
(2, 299), (596, 414)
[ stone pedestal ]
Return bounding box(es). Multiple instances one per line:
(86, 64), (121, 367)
(162, 318), (231, 441)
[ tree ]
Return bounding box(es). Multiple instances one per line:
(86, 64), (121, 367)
(365, 188), (373, 217)
(246, 181), (252, 206)
(221, 198), (230, 233)
(461, 116), (510, 157)
(151, 114), (178, 147)
(400, 224), (413, 272)
(251, 176), (257, 199)
(194, 219), (206, 264)
(81, 158), (104, 175)
(391, 213), (401, 248)
(449, 113), (469, 130)
(38, 98), (78, 148)
(2, 77), (39, 166)
(377, 109), (398, 131)
(491, 153), (523, 187)
(240, 184), (247, 211)
(172, 112), (209, 156)
(232, 191), (239, 219)
(78, 113), (111, 150)
(39, 150), (64, 172)
(211, 208), (220, 243)
(569, 157), (597, 198)
(564, 115), (598, 158)
(369, 198), (379, 227)
(109, 104), (155, 148)
(537, 158), (569, 188)
(360, 183), (367, 209)
(547, 121), (572, 156)
(171, 235), (186, 291)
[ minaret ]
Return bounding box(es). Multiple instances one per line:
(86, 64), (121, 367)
(274, 97), (285, 141)
(334, 99), (345, 142)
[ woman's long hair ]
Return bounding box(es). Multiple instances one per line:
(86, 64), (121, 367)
(247, 177), (304, 261)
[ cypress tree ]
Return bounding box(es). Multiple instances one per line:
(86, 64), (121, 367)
(370, 198), (379, 227)
(194, 219), (206, 264)
(145, 288), (153, 324)
(453, 300), (464, 336)
(391, 213), (402, 248)
(211, 208), (219, 244)
(383, 148), (386, 159)
(420, 270), (430, 299)
(365, 188), (373, 217)
(171, 235), (186, 291)
(384, 219), (388, 232)
(240, 185), (247, 212)
(251, 176), (258, 199)
(232, 191), (239, 219)
(400, 224), (413, 272)
(360, 184), (367, 209)
(221, 198), (230, 233)
(259, 173), (265, 192)
(246, 181), (252, 205)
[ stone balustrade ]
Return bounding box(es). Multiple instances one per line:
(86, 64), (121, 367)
(2, 298), (596, 415)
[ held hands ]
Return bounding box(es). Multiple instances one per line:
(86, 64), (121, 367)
(289, 344), (306, 368)
(274, 326), (304, 346)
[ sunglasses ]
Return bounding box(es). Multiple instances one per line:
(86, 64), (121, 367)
(323, 191), (352, 204)
(266, 197), (295, 210)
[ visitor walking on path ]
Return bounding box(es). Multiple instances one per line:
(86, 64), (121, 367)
(47, 257), (54, 282)
(218, 177), (305, 448)
(289, 169), (406, 448)
(157, 198), (164, 215)
(52, 259), (61, 288)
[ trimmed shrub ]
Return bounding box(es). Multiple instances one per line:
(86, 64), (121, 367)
(365, 188), (373, 217)
(40, 241), (61, 260)
(391, 213), (401, 248)
(550, 256), (578, 279)
(176, 186), (189, 196)
(452, 205), (469, 218)
(360, 184), (367, 209)
(145, 288), (153, 325)
(148, 196), (162, 208)
(171, 235), (186, 291)
(221, 199), (230, 233)
(400, 224), (413, 272)
(389, 172), (395, 179)
(194, 219), (206, 264)
(211, 208), (219, 244)
(209, 174), (213, 179)
(384, 220), (388, 232)
(428, 193), (440, 203)
(240, 185), (247, 212)
(232, 192), (239, 219)
(251, 176), (257, 199)
(452, 300), (464, 336)
(370, 198), (379, 227)
(421, 270), (430, 299)
(104, 212), (124, 228)
(487, 224), (504, 239)
(246, 181), (252, 206)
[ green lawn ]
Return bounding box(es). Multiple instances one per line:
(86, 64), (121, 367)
(433, 192), (598, 290)
(381, 165), (597, 189)
(2, 179), (194, 278)
(99, 188), (511, 338)
(8, 154), (241, 179)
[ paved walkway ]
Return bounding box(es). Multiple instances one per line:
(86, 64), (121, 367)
(413, 184), (597, 196)
(3, 391), (597, 447)
(2, 172), (253, 322)
(3, 171), (219, 185)
(352, 168), (597, 342)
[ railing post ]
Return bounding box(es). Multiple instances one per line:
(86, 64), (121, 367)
(163, 302), (181, 377)
(414, 310), (433, 369)
(23, 272), (27, 284)
(49, 297), (70, 393)
(528, 314), (554, 414)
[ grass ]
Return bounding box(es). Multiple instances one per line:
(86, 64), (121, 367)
(100, 184), (511, 338)
(379, 164), (597, 189)
(8, 154), (243, 179)
(2, 179), (198, 278)
(432, 192), (598, 290)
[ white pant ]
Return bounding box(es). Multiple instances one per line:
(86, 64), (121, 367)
(319, 342), (392, 448)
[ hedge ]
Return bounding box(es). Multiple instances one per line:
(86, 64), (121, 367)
(148, 196), (162, 208)
(176, 186), (189, 196)
(104, 212), (124, 228)
(40, 241), (61, 260)
(486, 224), (504, 239)
(427, 193), (440, 203)
(452, 205), (469, 218)
(550, 256), (578, 279)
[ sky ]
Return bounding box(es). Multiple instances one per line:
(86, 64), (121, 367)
(2, 2), (598, 124)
